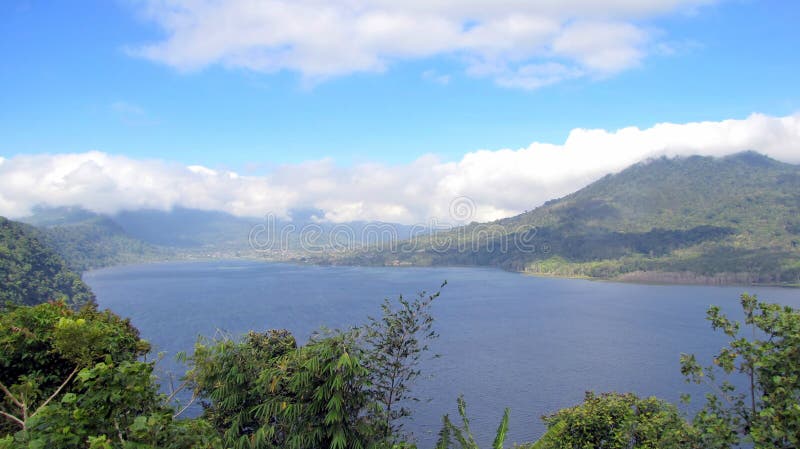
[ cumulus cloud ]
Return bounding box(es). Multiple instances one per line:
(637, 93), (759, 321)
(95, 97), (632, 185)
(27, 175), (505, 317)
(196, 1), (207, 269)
(1, 113), (798, 223)
(129, 0), (714, 88)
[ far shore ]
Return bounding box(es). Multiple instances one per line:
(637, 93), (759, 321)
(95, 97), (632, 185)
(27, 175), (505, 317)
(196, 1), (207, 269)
(81, 253), (800, 289)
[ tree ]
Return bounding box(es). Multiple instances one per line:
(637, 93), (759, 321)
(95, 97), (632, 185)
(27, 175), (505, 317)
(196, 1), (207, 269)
(529, 392), (699, 449)
(1, 301), (219, 449)
(680, 293), (800, 448)
(186, 329), (298, 447)
(361, 283), (444, 440)
(254, 330), (379, 449)
(0, 301), (146, 434)
(187, 328), (381, 449)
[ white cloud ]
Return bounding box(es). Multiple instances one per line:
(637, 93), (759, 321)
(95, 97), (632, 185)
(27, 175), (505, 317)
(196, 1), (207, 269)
(1, 113), (798, 223)
(129, 0), (715, 89)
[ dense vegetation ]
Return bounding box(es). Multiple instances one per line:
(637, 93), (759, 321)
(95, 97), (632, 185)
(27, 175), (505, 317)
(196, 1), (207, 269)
(345, 152), (800, 285)
(20, 207), (165, 272)
(0, 217), (94, 308)
(0, 301), (219, 448)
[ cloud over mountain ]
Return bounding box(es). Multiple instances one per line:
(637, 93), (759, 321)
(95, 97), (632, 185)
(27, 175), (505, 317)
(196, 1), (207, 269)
(1, 113), (798, 224)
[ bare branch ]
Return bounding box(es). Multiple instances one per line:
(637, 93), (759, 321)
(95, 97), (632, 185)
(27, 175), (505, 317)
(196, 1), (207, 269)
(0, 381), (24, 409)
(173, 391), (198, 419)
(29, 365), (79, 420)
(165, 378), (190, 404)
(0, 409), (25, 429)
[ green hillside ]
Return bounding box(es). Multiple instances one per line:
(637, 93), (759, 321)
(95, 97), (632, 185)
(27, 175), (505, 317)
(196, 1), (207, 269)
(22, 207), (166, 272)
(344, 152), (800, 285)
(0, 217), (95, 307)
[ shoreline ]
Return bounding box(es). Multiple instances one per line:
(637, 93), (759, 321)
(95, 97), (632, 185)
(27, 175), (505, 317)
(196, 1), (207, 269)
(82, 254), (800, 289)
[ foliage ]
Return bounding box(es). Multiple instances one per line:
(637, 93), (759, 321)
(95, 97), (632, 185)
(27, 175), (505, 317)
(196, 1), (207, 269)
(187, 285), (446, 449)
(0, 301), (148, 434)
(362, 283), (443, 439)
(0, 217), (95, 308)
(188, 328), (380, 449)
(255, 330), (379, 449)
(680, 293), (800, 448)
(14, 359), (219, 449)
(434, 396), (509, 449)
(529, 392), (699, 449)
(0, 301), (218, 448)
(187, 329), (298, 445)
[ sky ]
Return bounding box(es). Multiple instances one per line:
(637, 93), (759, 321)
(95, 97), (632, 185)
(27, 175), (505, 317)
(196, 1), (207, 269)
(0, 0), (798, 223)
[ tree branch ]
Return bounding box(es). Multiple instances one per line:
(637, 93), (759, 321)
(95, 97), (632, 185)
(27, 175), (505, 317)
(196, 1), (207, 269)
(29, 365), (79, 420)
(0, 409), (25, 429)
(165, 379), (190, 404)
(173, 391), (198, 419)
(0, 381), (24, 409)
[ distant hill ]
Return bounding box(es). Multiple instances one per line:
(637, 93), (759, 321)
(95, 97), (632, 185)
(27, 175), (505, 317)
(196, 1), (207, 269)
(343, 152), (800, 285)
(22, 207), (166, 272)
(21, 206), (417, 271)
(113, 207), (260, 249)
(0, 216), (95, 307)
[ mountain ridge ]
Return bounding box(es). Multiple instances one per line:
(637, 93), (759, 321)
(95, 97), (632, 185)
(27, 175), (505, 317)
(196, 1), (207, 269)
(334, 151), (800, 286)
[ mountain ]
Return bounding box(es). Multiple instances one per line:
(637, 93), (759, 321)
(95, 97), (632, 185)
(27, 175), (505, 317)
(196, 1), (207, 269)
(22, 206), (165, 272)
(0, 216), (95, 307)
(21, 206), (417, 271)
(342, 152), (800, 285)
(113, 207), (260, 249)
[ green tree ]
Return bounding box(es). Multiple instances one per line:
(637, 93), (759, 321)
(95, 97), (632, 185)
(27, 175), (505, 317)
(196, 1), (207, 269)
(529, 392), (699, 449)
(0, 301), (220, 448)
(362, 283), (444, 439)
(680, 293), (800, 448)
(186, 285), (447, 449)
(187, 328), (381, 449)
(0, 301), (146, 434)
(254, 330), (379, 449)
(186, 329), (298, 446)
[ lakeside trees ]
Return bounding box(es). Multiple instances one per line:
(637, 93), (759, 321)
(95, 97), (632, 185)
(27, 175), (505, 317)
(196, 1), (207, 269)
(681, 293), (800, 448)
(2, 290), (800, 448)
(0, 301), (218, 448)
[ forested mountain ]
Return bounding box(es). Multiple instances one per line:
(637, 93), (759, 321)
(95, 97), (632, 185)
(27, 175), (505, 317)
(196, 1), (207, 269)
(344, 152), (800, 285)
(22, 207), (166, 272)
(0, 217), (94, 307)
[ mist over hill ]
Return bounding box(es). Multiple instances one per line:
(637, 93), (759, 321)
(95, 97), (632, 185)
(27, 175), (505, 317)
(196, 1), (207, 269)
(19, 206), (416, 272)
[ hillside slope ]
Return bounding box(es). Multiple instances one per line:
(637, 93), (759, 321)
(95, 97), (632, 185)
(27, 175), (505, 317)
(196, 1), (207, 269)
(0, 217), (95, 307)
(22, 207), (165, 272)
(345, 152), (800, 285)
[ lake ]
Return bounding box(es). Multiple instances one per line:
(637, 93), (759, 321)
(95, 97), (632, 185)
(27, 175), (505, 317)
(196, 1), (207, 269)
(84, 261), (800, 447)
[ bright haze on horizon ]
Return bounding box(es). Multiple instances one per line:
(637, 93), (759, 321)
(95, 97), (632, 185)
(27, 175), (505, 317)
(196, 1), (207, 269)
(0, 0), (798, 224)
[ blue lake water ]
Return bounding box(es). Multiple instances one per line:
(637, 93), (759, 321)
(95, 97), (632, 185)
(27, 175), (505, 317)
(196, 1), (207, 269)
(84, 261), (800, 447)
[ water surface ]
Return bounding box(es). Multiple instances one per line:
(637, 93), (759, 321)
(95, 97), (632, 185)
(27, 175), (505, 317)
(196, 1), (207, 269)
(85, 261), (800, 446)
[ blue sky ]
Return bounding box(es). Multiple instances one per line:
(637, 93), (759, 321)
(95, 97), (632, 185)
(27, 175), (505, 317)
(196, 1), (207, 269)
(1, 0), (797, 172)
(0, 1), (798, 222)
